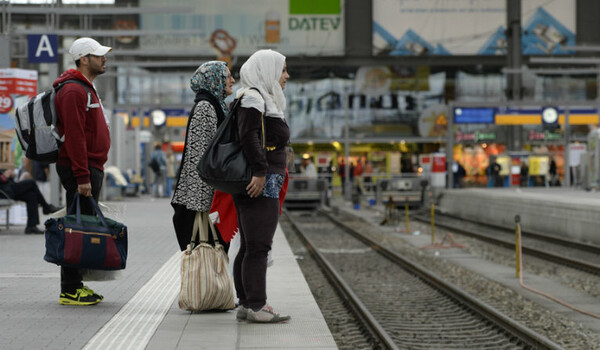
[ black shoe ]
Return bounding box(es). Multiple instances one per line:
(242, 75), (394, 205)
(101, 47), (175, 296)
(43, 204), (62, 215)
(24, 226), (44, 234)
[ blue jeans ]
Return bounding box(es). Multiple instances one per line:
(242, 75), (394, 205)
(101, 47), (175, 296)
(166, 177), (173, 197)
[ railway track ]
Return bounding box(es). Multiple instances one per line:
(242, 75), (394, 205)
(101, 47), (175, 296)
(413, 211), (600, 275)
(282, 209), (563, 350)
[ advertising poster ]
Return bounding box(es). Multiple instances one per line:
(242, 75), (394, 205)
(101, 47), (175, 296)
(0, 68), (37, 219)
(496, 155), (511, 177)
(529, 155), (549, 176)
(285, 70), (446, 140)
(140, 0), (344, 57)
(0, 69), (37, 131)
(0, 68), (37, 226)
(284, 78), (353, 139)
(373, 0), (575, 56)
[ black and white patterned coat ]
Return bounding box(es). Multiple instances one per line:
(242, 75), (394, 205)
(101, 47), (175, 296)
(171, 100), (218, 212)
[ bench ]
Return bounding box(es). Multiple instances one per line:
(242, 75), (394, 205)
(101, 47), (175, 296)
(0, 189), (17, 230)
(106, 171), (140, 200)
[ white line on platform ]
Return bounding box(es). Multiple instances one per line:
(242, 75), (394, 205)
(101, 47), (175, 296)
(82, 252), (181, 350)
(0, 272), (59, 278)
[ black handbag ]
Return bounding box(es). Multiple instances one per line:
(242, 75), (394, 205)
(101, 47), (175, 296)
(197, 93), (265, 195)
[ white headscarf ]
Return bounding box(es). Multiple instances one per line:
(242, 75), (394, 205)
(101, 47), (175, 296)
(235, 49), (286, 119)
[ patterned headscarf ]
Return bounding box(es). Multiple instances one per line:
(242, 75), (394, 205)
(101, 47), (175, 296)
(190, 61), (229, 113)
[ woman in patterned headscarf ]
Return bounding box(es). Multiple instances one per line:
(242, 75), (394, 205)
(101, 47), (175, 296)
(171, 61), (235, 251)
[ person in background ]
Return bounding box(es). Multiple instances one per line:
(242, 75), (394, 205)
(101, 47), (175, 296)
(453, 161), (466, 188)
(149, 143), (166, 197)
(349, 161), (355, 189)
(301, 156), (317, 178)
(171, 61), (235, 251)
(232, 49), (291, 323)
(165, 147), (176, 198)
(549, 157), (560, 186)
(0, 168), (60, 234)
(54, 37), (112, 305)
(363, 160), (373, 192)
(33, 161), (51, 201)
(520, 161), (529, 187)
(326, 160), (334, 187)
(337, 158), (346, 194)
(485, 161), (494, 188)
(490, 157), (502, 187)
(353, 158), (365, 194)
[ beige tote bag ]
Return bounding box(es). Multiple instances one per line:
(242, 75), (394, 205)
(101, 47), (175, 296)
(178, 211), (235, 311)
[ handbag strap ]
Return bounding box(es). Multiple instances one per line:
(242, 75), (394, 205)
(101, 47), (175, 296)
(260, 110), (265, 150)
(190, 211), (222, 248)
(232, 88), (265, 150)
(248, 87), (266, 150)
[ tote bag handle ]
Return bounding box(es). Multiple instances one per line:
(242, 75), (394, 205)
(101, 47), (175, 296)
(190, 211), (222, 249)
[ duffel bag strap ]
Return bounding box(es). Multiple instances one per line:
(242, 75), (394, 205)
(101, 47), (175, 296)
(70, 193), (109, 229)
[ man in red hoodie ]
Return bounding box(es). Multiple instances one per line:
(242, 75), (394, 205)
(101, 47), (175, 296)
(53, 37), (111, 306)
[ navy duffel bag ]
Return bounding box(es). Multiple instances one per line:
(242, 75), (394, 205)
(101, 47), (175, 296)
(44, 194), (128, 270)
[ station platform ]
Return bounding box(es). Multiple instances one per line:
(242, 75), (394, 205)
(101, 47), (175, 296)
(436, 187), (600, 245)
(0, 196), (337, 350)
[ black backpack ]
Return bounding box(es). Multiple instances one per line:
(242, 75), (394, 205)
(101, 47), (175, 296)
(149, 157), (160, 173)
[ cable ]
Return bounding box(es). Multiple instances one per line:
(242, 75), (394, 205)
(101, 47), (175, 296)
(516, 222), (600, 319)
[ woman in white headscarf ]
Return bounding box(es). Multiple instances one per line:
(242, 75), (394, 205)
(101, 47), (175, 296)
(232, 49), (291, 323)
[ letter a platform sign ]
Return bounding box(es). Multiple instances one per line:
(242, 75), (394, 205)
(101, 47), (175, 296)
(28, 34), (58, 63)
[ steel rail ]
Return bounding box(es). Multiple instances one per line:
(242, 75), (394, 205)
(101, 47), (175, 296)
(435, 212), (600, 254)
(324, 208), (564, 350)
(413, 213), (600, 275)
(282, 209), (399, 350)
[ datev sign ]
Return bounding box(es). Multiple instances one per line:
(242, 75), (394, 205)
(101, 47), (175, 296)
(28, 34), (58, 63)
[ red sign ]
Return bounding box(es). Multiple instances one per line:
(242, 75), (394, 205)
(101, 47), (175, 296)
(0, 69), (37, 129)
(432, 154), (446, 172)
(0, 93), (13, 113)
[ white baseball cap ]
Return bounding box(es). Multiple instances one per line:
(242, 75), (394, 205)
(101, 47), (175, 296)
(69, 37), (112, 61)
